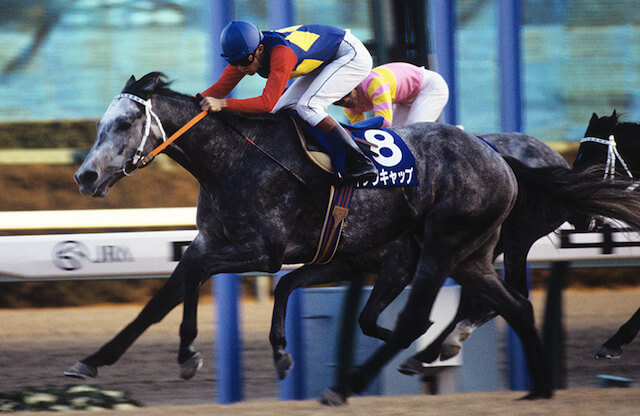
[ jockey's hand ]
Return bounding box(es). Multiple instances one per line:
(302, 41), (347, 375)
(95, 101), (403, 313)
(199, 96), (226, 113)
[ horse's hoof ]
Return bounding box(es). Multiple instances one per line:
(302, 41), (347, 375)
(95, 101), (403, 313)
(275, 353), (293, 380)
(518, 390), (553, 400)
(64, 361), (98, 380)
(595, 345), (622, 360)
(180, 351), (203, 380)
(397, 357), (424, 376)
(319, 389), (347, 406)
(439, 343), (462, 361)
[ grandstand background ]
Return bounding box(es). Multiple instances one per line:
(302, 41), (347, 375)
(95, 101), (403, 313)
(1, 0), (639, 142)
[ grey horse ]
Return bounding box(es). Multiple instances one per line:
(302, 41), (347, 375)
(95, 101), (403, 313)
(69, 72), (640, 403)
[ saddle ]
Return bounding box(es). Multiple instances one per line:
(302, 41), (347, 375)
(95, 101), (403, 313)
(290, 114), (385, 174)
(289, 114), (416, 264)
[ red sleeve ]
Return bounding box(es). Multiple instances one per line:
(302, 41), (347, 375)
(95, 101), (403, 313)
(224, 45), (298, 113)
(200, 65), (245, 98)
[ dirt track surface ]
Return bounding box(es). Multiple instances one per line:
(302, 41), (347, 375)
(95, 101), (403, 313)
(10, 388), (640, 416)
(1, 288), (640, 414)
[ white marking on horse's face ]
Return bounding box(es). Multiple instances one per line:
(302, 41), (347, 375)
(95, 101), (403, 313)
(74, 97), (144, 197)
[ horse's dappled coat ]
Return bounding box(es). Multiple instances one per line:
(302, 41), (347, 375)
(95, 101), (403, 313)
(70, 73), (640, 404)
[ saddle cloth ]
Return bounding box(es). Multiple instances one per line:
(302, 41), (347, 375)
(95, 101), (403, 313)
(290, 114), (419, 264)
(290, 114), (419, 188)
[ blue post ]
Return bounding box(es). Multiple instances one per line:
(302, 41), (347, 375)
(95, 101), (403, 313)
(430, 0), (456, 125)
(214, 273), (244, 404)
(497, 1), (529, 390)
(269, 0), (294, 29)
(498, 0), (522, 133)
(210, 0), (234, 82)
(276, 270), (306, 400)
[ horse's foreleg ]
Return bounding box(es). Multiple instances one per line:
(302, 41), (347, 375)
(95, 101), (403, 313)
(596, 307), (640, 359)
(64, 260), (190, 380)
(176, 241), (209, 380)
(270, 261), (356, 380)
(358, 243), (417, 342)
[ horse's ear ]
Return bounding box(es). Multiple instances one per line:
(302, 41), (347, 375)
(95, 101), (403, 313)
(612, 109), (617, 118)
(590, 112), (598, 122)
(125, 75), (136, 89)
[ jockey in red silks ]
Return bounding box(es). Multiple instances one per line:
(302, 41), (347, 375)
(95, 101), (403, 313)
(200, 20), (377, 184)
(335, 62), (450, 127)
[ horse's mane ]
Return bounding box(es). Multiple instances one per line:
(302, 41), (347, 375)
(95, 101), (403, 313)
(122, 71), (289, 124)
(122, 71), (180, 99)
(615, 117), (640, 132)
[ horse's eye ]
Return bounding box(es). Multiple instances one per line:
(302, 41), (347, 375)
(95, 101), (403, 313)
(116, 120), (132, 131)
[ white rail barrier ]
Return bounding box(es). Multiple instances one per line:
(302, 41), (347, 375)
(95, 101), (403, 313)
(0, 207), (197, 230)
(497, 222), (640, 264)
(2, 218), (640, 281)
(0, 230), (197, 280)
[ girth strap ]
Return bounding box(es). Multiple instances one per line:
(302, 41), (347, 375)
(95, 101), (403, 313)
(309, 184), (355, 264)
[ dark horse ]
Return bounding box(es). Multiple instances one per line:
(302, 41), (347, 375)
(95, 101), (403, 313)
(69, 73), (640, 403)
(575, 110), (640, 360)
(397, 111), (640, 373)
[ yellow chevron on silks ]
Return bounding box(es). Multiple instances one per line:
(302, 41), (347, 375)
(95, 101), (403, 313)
(285, 30), (320, 51)
(371, 66), (397, 100)
(290, 59), (323, 78)
(276, 25), (302, 33)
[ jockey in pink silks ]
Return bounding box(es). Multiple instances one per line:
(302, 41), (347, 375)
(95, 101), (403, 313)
(335, 62), (449, 127)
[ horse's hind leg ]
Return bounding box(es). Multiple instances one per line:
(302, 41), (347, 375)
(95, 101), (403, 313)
(322, 212), (488, 405)
(596, 307), (640, 359)
(270, 260), (358, 379)
(453, 261), (552, 399)
(398, 290), (496, 374)
(65, 251), (192, 380)
(405, 225), (542, 369)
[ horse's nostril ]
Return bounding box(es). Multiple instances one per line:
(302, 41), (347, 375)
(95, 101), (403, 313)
(75, 170), (98, 186)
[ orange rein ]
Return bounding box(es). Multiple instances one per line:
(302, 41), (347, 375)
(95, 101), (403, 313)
(138, 109), (208, 167)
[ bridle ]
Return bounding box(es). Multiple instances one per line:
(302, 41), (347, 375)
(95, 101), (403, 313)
(579, 134), (640, 230)
(113, 93), (168, 176)
(580, 135), (632, 180)
(580, 134), (640, 191)
(111, 92), (309, 187)
(113, 92), (208, 176)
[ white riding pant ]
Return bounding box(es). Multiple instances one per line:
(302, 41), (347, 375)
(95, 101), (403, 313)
(392, 68), (449, 125)
(271, 30), (373, 127)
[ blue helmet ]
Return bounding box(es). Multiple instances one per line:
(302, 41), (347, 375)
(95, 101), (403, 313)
(220, 20), (264, 62)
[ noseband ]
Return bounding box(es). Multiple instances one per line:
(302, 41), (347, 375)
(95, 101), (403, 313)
(113, 93), (168, 176)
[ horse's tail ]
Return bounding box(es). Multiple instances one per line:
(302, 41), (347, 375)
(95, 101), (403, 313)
(502, 156), (640, 230)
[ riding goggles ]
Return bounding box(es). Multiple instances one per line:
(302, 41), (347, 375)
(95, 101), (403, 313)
(229, 51), (255, 67)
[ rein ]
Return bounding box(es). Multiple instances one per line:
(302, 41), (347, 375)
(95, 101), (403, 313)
(580, 135), (640, 191)
(116, 93), (310, 188)
(213, 112), (312, 189)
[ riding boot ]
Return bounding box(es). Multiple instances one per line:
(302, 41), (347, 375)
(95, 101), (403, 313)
(329, 125), (378, 184)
